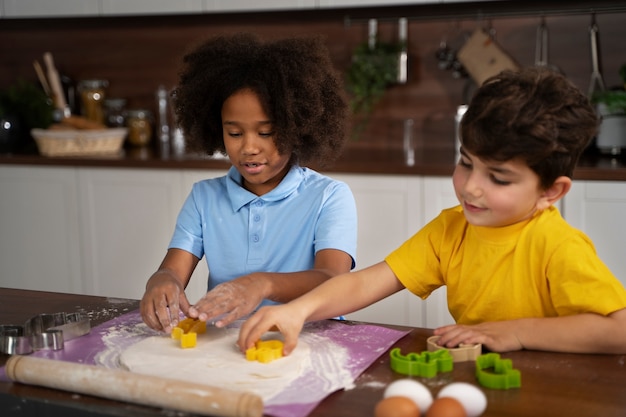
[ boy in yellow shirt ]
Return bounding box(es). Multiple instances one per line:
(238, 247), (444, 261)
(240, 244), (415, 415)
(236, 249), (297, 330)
(237, 67), (626, 355)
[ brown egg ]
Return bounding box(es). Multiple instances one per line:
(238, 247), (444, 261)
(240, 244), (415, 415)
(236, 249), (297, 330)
(374, 396), (421, 417)
(426, 397), (467, 417)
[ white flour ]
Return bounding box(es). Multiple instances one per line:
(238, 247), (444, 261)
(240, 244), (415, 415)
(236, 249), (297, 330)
(94, 319), (353, 406)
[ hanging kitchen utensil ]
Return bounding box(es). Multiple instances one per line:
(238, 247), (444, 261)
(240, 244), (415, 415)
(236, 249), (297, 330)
(435, 24), (470, 79)
(534, 16), (561, 73)
(457, 26), (519, 86)
(368, 18), (377, 50)
(535, 17), (549, 67)
(588, 14), (606, 97)
(397, 17), (408, 84)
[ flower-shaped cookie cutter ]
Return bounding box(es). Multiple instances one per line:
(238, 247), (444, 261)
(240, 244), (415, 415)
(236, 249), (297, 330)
(0, 312), (90, 355)
(475, 352), (521, 389)
(389, 347), (454, 378)
(246, 339), (284, 363)
(427, 335), (482, 362)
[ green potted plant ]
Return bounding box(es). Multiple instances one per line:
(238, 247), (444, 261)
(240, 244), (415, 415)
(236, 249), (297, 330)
(592, 65), (626, 155)
(346, 40), (404, 117)
(345, 17), (408, 140)
(0, 80), (54, 153)
(593, 90), (626, 115)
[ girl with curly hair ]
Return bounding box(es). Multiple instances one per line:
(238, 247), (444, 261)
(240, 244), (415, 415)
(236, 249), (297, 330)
(140, 33), (357, 333)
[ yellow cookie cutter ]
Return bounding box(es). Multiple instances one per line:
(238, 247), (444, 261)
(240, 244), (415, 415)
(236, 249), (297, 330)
(246, 339), (284, 364)
(427, 335), (482, 362)
(171, 318), (206, 349)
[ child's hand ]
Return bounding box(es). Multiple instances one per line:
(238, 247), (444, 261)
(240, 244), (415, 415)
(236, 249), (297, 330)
(237, 305), (306, 356)
(434, 322), (524, 352)
(140, 270), (191, 333)
(187, 275), (266, 327)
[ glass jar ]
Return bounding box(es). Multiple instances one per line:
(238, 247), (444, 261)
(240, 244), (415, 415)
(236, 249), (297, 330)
(103, 98), (127, 128)
(78, 79), (109, 125)
(125, 109), (153, 147)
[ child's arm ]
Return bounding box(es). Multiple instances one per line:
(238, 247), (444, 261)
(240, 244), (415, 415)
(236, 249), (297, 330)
(140, 248), (199, 332)
(237, 261), (405, 355)
(186, 248), (354, 327)
(434, 308), (626, 354)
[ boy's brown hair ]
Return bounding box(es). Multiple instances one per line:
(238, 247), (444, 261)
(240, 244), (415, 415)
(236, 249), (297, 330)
(461, 67), (599, 189)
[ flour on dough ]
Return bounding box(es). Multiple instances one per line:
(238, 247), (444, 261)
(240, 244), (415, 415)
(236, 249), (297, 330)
(119, 326), (312, 402)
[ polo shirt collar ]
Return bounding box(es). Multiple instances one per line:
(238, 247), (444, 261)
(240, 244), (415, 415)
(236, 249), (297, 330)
(226, 165), (303, 212)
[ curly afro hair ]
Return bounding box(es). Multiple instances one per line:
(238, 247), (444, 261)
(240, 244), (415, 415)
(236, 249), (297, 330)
(172, 33), (349, 168)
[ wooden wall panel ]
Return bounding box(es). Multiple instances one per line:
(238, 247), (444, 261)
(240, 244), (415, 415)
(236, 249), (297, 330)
(1, 6), (624, 154)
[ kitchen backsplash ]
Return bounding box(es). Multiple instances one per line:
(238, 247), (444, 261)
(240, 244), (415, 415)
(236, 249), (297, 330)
(1, 3), (625, 153)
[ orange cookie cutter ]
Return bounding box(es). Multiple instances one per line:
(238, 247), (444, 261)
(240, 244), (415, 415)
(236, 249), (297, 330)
(245, 339), (284, 364)
(171, 318), (206, 348)
(427, 335), (482, 362)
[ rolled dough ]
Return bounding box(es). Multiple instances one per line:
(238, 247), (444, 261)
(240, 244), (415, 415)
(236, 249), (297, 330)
(119, 326), (312, 402)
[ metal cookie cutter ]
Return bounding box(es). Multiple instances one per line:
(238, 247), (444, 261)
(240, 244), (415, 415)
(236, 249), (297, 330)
(427, 335), (482, 362)
(0, 312), (90, 355)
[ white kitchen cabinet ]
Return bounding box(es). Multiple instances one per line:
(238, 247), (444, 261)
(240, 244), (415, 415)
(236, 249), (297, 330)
(6, 164), (622, 329)
(328, 174), (425, 327)
(101, 0), (202, 15)
(77, 168), (185, 299)
(205, 0), (316, 12)
(328, 174), (457, 328)
(0, 166), (82, 293)
(3, 0), (100, 18)
(421, 176), (457, 328)
(319, 0), (437, 7)
(443, 0), (503, 2)
(563, 180), (626, 288)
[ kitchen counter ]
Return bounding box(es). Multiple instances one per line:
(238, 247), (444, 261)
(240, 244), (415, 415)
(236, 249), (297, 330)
(2, 287), (626, 417)
(2, 146), (626, 180)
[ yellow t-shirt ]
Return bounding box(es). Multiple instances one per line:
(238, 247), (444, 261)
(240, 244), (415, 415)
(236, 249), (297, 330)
(385, 205), (626, 324)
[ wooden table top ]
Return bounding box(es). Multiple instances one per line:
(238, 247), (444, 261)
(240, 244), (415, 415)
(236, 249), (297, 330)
(1, 287), (625, 417)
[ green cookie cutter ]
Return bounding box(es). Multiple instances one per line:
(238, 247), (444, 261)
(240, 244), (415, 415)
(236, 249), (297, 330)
(389, 347), (453, 378)
(475, 352), (521, 389)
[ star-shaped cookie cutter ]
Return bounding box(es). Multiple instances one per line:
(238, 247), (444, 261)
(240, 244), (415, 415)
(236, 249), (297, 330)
(427, 335), (482, 362)
(0, 312), (90, 355)
(475, 352), (521, 389)
(389, 347), (454, 378)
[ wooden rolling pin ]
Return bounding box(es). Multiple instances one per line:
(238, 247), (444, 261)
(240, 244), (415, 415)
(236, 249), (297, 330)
(5, 355), (263, 417)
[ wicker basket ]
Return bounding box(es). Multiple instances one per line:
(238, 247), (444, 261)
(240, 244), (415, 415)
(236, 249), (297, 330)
(31, 128), (128, 157)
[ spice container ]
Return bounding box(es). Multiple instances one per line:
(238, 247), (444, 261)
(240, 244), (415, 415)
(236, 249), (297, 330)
(125, 109), (153, 147)
(78, 79), (108, 125)
(103, 98), (127, 128)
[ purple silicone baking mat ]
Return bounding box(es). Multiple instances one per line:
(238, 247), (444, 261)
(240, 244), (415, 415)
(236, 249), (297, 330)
(2, 310), (409, 417)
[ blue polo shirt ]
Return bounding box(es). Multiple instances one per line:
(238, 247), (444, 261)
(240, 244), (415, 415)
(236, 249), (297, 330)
(169, 165), (357, 307)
